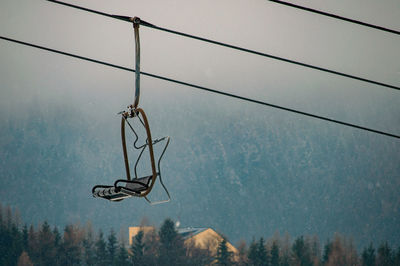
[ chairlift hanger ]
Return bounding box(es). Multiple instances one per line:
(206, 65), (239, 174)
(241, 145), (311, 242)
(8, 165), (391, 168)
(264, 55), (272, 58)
(92, 17), (171, 204)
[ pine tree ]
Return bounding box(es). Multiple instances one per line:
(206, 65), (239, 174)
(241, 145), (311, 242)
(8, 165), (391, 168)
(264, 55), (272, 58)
(130, 230), (145, 266)
(0, 224), (5, 265)
(38, 221), (56, 266)
(0, 216), (23, 266)
(0, 204), (3, 263)
(292, 236), (312, 266)
(322, 234), (357, 266)
(158, 218), (185, 266)
(115, 243), (129, 266)
(216, 238), (233, 266)
(236, 240), (249, 266)
(95, 230), (108, 266)
(248, 240), (259, 266)
(270, 241), (280, 266)
(53, 227), (61, 247)
(107, 229), (118, 265)
(309, 236), (321, 265)
(247, 238), (270, 266)
(27, 224), (38, 263)
(143, 227), (159, 266)
(377, 242), (394, 266)
(22, 224), (28, 251)
(52, 227), (62, 266)
(280, 233), (291, 266)
(395, 246), (400, 266)
(322, 239), (332, 265)
(344, 238), (358, 266)
(361, 243), (376, 266)
(10, 223), (23, 265)
(60, 225), (82, 266)
(257, 237), (269, 266)
(83, 227), (95, 266)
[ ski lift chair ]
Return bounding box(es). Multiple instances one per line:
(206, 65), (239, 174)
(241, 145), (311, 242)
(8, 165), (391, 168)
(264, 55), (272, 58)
(91, 16), (171, 204)
(92, 108), (170, 204)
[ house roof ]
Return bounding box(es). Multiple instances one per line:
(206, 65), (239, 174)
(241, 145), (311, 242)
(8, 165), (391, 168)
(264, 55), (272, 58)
(177, 227), (208, 239)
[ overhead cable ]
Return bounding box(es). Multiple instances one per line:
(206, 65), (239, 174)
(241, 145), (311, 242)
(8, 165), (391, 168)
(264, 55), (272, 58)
(46, 0), (400, 92)
(1, 35), (399, 140)
(268, 0), (400, 36)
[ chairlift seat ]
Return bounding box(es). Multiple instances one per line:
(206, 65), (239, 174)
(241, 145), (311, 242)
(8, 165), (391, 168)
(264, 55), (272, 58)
(92, 175), (154, 201)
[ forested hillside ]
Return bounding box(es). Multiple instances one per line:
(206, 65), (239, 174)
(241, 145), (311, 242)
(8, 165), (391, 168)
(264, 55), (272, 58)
(0, 95), (399, 249)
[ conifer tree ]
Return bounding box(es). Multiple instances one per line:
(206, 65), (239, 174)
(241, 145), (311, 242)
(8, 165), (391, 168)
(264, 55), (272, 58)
(107, 229), (118, 265)
(95, 230), (108, 266)
(83, 227), (96, 266)
(292, 236), (312, 266)
(158, 218), (185, 266)
(143, 227), (159, 266)
(377, 242), (394, 266)
(257, 237), (269, 266)
(22, 224), (28, 251)
(130, 230), (145, 266)
(236, 240), (249, 266)
(38, 221), (56, 266)
(309, 236), (321, 264)
(60, 225), (82, 266)
(322, 239), (332, 265)
(10, 223), (23, 265)
(115, 243), (129, 266)
(248, 240), (259, 266)
(0, 225), (9, 266)
(279, 233), (291, 266)
(361, 243), (376, 266)
(216, 238), (233, 266)
(52, 227), (62, 266)
(248, 238), (270, 266)
(395, 246), (400, 266)
(0, 224), (5, 265)
(27, 224), (38, 263)
(53, 227), (61, 247)
(0, 216), (23, 266)
(270, 241), (280, 266)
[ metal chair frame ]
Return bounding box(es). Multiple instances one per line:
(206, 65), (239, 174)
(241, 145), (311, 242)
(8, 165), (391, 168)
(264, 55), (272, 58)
(92, 16), (171, 204)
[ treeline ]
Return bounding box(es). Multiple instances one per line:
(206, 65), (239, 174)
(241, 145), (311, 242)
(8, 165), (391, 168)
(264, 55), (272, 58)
(1, 204), (400, 266)
(241, 235), (400, 266)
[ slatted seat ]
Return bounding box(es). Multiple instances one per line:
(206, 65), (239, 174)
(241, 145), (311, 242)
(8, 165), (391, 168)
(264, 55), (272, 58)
(92, 175), (153, 201)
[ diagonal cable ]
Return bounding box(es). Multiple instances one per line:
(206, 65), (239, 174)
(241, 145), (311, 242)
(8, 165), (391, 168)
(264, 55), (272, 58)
(267, 0), (400, 35)
(1, 35), (399, 139)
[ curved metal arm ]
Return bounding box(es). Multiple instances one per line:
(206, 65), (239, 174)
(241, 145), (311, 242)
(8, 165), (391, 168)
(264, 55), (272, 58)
(133, 17), (141, 109)
(145, 136), (171, 205)
(121, 108), (157, 196)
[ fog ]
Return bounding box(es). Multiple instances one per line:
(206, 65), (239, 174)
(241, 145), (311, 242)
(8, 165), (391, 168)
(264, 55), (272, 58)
(1, 0), (399, 248)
